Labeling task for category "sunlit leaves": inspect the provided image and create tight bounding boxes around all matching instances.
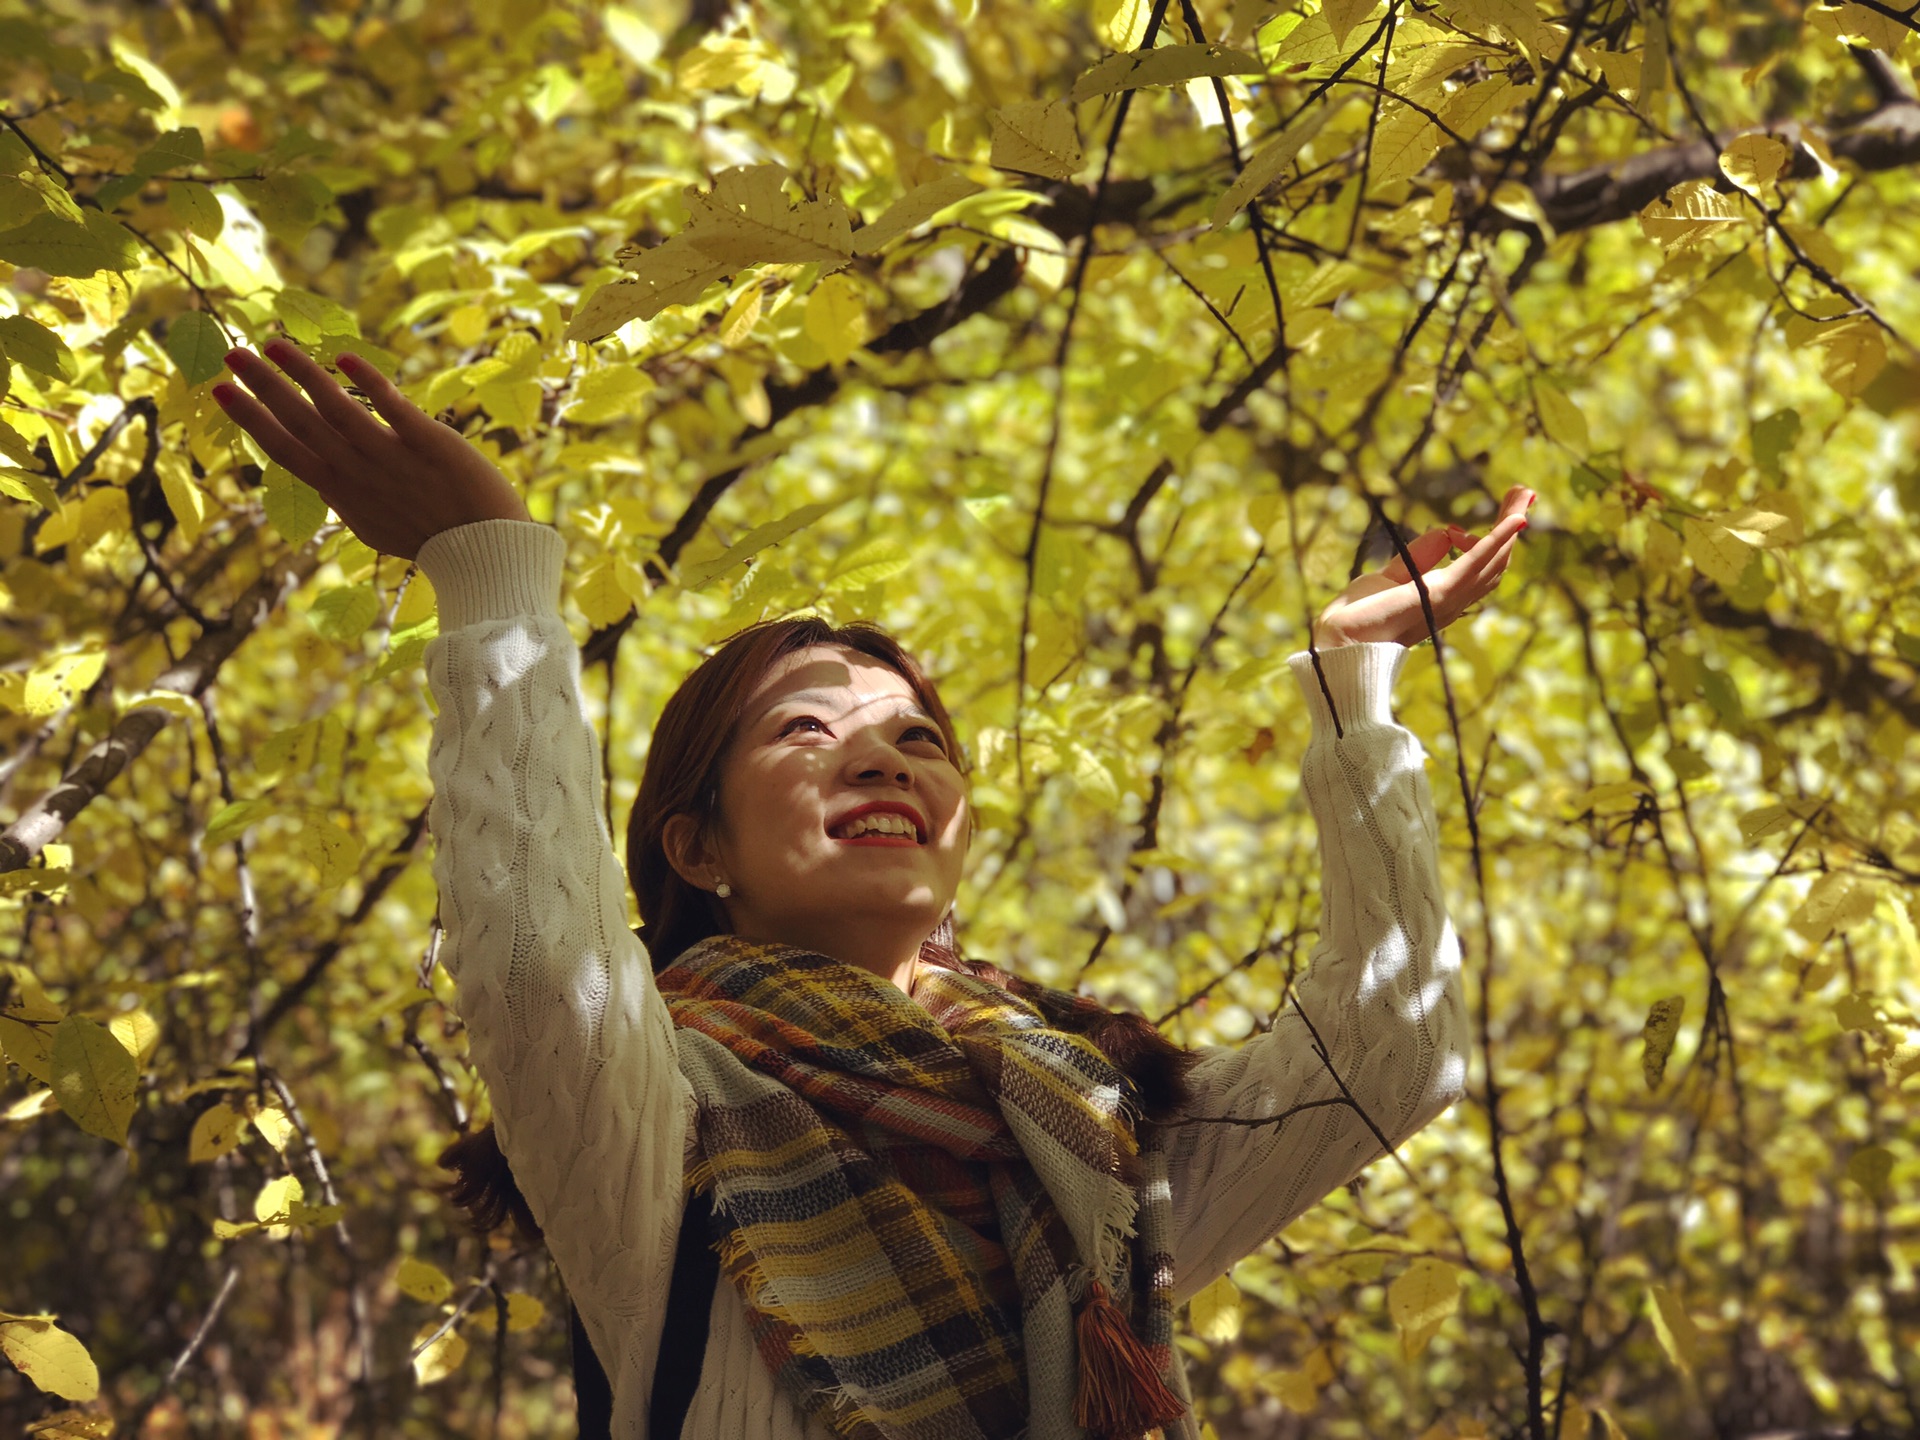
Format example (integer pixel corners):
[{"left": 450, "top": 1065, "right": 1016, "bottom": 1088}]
[
  {"left": 165, "top": 310, "right": 226, "bottom": 387},
  {"left": 262, "top": 463, "right": 328, "bottom": 546},
  {"left": 1069, "top": 44, "right": 1264, "bottom": 102},
  {"left": 1189, "top": 1272, "right": 1243, "bottom": 1342},
  {"left": 0, "top": 1315, "right": 99, "bottom": 1402},
  {"left": 1095, "top": 0, "right": 1154, "bottom": 52},
  {"left": 396, "top": 1257, "right": 455, "bottom": 1304},
  {"left": 1790, "top": 871, "right": 1878, "bottom": 943},
  {"left": 1213, "top": 104, "right": 1339, "bottom": 229},
  {"left": 1638, "top": 180, "right": 1747, "bottom": 250},
  {"left": 1718, "top": 134, "right": 1791, "bottom": 196},
  {"left": 1646, "top": 1285, "right": 1700, "bottom": 1374},
  {"left": 0, "top": 315, "right": 76, "bottom": 381},
  {"left": 1388, "top": 1258, "right": 1461, "bottom": 1360},
  {"left": 852, "top": 176, "right": 984, "bottom": 255},
  {"left": 413, "top": 1325, "right": 467, "bottom": 1386},
  {"left": 188, "top": 1100, "right": 248, "bottom": 1162},
  {"left": 49, "top": 1016, "right": 138, "bottom": 1146},
  {"left": 804, "top": 274, "right": 868, "bottom": 366},
  {"left": 988, "top": 100, "right": 1084, "bottom": 179},
  {"left": 678, "top": 500, "right": 842, "bottom": 589},
  {"left": 684, "top": 165, "right": 853, "bottom": 268}
]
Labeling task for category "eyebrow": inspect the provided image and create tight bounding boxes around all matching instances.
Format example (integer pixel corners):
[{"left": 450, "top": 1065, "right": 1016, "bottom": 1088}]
[{"left": 758, "top": 690, "right": 935, "bottom": 725}]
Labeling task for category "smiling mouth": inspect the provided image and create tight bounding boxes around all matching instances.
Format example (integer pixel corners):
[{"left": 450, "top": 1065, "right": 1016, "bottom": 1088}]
[{"left": 827, "top": 811, "right": 925, "bottom": 845}]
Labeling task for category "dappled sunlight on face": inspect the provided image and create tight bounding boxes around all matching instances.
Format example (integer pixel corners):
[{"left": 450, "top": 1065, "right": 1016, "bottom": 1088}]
[{"left": 706, "top": 646, "right": 969, "bottom": 965}]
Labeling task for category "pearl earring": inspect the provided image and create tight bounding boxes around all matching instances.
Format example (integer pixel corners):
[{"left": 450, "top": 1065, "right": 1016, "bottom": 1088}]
[{"left": 714, "top": 881, "right": 732, "bottom": 899}]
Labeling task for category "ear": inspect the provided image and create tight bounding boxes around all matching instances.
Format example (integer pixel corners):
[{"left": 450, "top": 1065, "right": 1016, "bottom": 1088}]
[{"left": 661, "top": 812, "right": 719, "bottom": 890}]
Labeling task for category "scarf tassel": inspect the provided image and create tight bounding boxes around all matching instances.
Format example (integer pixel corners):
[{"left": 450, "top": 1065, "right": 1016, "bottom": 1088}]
[{"left": 1072, "top": 1279, "right": 1189, "bottom": 1440}]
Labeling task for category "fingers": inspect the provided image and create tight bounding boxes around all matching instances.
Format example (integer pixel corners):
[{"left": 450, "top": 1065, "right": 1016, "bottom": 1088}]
[
  {"left": 1381, "top": 527, "right": 1456, "bottom": 583},
  {"left": 210, "top": 378, "right": 329, "bottom": 481},
  {"left": 222, "top": 344, "right": 365, "bottom": 476},
  {"left": 334, "top": 352, "right": 445, "bottom": 447},
  {"left": 257, "top": 342, "right": 400, "bottom": 454}
]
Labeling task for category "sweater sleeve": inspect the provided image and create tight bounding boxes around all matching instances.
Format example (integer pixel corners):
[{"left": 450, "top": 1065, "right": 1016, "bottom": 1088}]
[
  {"left": 1158, "top": 641, "right": 1468, "bottom": 1302},
  {"left": 416, "top": 518, "right": 692, "bottom": 1407}
]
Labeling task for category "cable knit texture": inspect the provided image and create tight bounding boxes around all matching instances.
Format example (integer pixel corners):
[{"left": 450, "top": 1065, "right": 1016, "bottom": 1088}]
[{"left": 416, "top": 519, "right": 1468, "bottom": 1439}]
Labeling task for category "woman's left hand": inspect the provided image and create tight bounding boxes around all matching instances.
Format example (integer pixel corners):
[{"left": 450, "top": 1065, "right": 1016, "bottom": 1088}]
[{"left": 1313, "top": 486, "right": 1535, "bottom": 649}]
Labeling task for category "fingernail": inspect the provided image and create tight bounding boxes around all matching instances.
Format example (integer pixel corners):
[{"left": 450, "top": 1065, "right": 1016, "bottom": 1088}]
[
  {"left": 1518, "top": 519, "right": 1530, "bottom": 531},
  {"left": 336, "top": 353, "right": 358, "bottom": 372},
  {"left": 212, "top": 383, "right": 234, "bottom": 406}
]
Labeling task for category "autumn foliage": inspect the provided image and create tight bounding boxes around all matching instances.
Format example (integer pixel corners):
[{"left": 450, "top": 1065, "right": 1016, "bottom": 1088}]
[{"left": 2, "top": 0, "right": 1919, "bottom": 1437}]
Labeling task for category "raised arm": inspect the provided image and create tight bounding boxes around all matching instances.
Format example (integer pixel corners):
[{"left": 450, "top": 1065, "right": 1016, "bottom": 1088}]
[
  {"left": 1160, "top": 641, "right": 1466, "bottom": 1298},
  {"left": 1157, "top": 486, "right": 1533, "bottom": 1299},
  {"left": 211, "top": 344, "right": 692, "bottom": 1411},
  {"left": 416, "top": 520, "right": 692, "bottom": 1359}
]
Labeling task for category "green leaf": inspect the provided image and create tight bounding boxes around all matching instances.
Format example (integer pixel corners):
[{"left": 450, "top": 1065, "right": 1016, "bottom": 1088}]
[
  {"left": 0, "top": 213, "right": 120, "bottom": 277},
  {"left": 50, "top": 1016, "right": 139, "bottom": 1146},
  {"left": 307, "top": 584, "right": 381, "bottom": 642},
  {"left": 274, "top": 287, "right": 362, "bottom": 345},
  {"left": 825, "top": 538, "right": 914, "bottom": 593},
  {"left": 166, "top": 180, "right": 225, "bottom": 240},
  {"left": 262, "top": 463, "right": 329, "bottom": 547},
  {"left": 133, "top": 127, "right": 205, "bottom": 179},
  {"left": 166, "top": 311, "right": 228, "bottom": 388},
  {"left": 204, "top": 797, "right": 272, "bottom": 849},
  {"left": 1387, "top": 1257, "right": 1460, "bottom": 1360}
]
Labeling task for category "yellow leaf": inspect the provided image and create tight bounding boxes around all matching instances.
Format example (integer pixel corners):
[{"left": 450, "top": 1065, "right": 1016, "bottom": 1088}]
[
  {"left": 3, "top": 1088, "right": 57, "bottom": 1122},
  {"left": 1806, "top": 2, "right": 1911, "bottom": 55},
  {"left": 1717, "top": 504, "right": 1797, "bottom": 548},
  {"left": 1682, "top": 516, "right": 1755, "bottom": 590},
  {"left": 1368, "top": 103, "right": 1445, "bottom": 192},
  {"left": 1324, "top": 0, "right": 1381, "bottom": 47},
  {"left": 1834, "top": 991, "right": 1880, "bottom": 1032},
  {"left": 1791, "top": 871, "right": 1878, "bottom": 942},
  {"left": 0, "top": 1317, "right": 99, "bottom": 1401},
  {"left": 295, "top": 819, "right": 363, "bottom": 892},
  {"left": 1718, "top": 134, "right": 1790, "bottom": 195},
  {"left": 1847, "top": 1144, "right": 1894, "bottom": 1201},
  {"left": 22, "top": 651, "right": 107, "bottom": 718},
  {"left": 1437, "top": 78, "right": 1534, "bottom": 144},
  {"left": 50, "top": 1016, "right": 138, "bottom": 1146},
  {"left": 108, "top": 1009, "right": 159, "bottom": 1068},
  {"left": 188, "top": 1101, "right": 248, "bottom": 1162},
  {"left": 1534, "top": 383, "right": 1589, "bottom": 451},
  {"left": 1070, "top": 43, "right": 1264, "bottom": 102},
  {"left": 852, "top": 176, "right": 984, "bottom": 255},
  {"left": 825, "top": 538, "right": 913, "bottom": 593},
  {"left": 1591, "top": 1403, "right": 1630, "bottom": 1440},
  {"left": 250, "top": 1102, "right": 295, "bottom": 1153},
  {"left": 397, "top": 1256, "right": 456, "bottom": 1305},
  {"left": 718, "top": 283, "right": 764, "bottom": 342},
  {"left": 683, "top": 164, "right": 853, "bottom": 269},
  {"left": 505, "top": 1293, "right": 546, "bottom": 1332},
  {"left": 803, "top": 274, "right": 867, "bottom": 367},
  {"left": 1388, "top": 1257, "right": 1461, "bottom": 1360},
  {"left": 1642, "top": 995, "right": 1684, "bottom": 1089},
  {"left": 567, "top": 237, "right": 733, "bottom": 340},
  {"left": 413, "top": 1322, "right": 468, "bottom": 1385},
  {"left": 1815, "top": 321, "right": 1887, "bottom": 399},
  {"left": 254, "top": 1174, "right": 303, "bottom": 1225},
  {"left": 989, "top": 100, "right": 1085, "bottom": 181},
  {"left": 23, "top": 1406, "right": 113, "bottom": 1438},
  {"left": 1213, "top": 102, "right": 1339, "bottom": 229},
  {"left": 1188, "top": 1272, "right": 1243, "bottom": 1342},
  {"left": 1096, "top": 0, "right": 1153, "bottom": 51},
  {"left": 1638, "top": 179, "right": 1747, "bottom": 250},
  {"left": 574, "top": 556, "right": 633, "bottom": 627},
  {"left": 1646, "top": 1283, "right": 1699, "bottom": 1374}
]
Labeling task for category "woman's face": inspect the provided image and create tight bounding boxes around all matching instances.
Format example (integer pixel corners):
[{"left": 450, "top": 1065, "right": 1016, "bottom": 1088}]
[{"left": 668, "top": 644, "right": 969, "bottom": 978}]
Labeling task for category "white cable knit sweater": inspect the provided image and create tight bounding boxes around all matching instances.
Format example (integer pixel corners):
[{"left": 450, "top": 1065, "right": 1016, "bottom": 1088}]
[{"left": 415, "top": 519, "right": 1468, "bottom": 1440}]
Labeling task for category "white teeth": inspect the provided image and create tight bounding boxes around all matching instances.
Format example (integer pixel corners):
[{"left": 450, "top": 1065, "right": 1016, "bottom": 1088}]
[{"left": 831, "top": 813, "right": 918, "bottom": 840}]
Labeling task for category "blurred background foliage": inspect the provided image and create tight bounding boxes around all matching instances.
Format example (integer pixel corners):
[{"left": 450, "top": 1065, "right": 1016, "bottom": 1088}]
[{"left": 1, "top": 0, "right": 1918, "bottom": 1435}]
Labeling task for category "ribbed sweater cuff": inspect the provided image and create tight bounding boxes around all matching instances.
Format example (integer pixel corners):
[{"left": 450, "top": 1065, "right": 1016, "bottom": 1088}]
[
  {"left": 414, "top": 520, "right": 567, "bottom": 630},
  {"left": 1286, "top": 642, "right": 1407, "bottom": 739}
]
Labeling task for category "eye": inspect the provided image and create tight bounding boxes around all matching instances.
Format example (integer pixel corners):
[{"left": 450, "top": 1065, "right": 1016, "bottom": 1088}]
[
  {"left": 780, "top": 715, "right": 831, "bottom": 737},
  {"left": 902, "top": 724, "right": 946, "bottom": 752}
]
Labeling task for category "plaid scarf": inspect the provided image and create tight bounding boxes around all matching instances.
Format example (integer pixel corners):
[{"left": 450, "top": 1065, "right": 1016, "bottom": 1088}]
[{"left": 656, "top": 935, "right": 1196, "bottom": 1440}]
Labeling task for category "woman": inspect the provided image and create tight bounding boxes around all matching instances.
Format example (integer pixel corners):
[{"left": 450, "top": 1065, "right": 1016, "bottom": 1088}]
[{"left": 212, "top": 340, "right": 1532, "bottom": 1438}]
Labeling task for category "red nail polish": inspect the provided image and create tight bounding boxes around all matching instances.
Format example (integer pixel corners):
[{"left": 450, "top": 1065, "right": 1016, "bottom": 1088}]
[
  {"left": 1518, "top": 518, "right": 1530, "bottom": 531},
  {"left": 212, "top": 383, "right": 234, "bottom": 405}
]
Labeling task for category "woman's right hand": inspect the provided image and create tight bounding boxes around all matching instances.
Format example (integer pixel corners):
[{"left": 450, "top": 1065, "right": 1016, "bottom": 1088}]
[{"left": 213, "top": 340, "right": 534, "bottom": 561}]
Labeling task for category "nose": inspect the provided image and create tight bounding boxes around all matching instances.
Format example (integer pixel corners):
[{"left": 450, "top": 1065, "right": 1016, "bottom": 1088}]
[{"left": 845, "top": 731, "right": 912, "bottom": 786}]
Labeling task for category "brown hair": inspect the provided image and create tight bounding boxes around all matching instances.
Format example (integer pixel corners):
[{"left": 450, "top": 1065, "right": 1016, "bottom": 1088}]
[{"left": 439, "top": 617, "right": 1192, "bottom": 1242}]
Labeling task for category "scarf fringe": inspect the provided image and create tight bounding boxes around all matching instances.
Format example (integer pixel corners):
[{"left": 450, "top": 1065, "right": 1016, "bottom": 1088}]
[{"left": 1074, "top": 1280, "right": 1190, "bottom": 1440}]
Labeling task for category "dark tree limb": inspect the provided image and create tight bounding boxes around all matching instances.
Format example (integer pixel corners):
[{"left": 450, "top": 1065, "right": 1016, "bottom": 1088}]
[{"left": 1691, "top": 583, "right": 1920, "bottom": 727}]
